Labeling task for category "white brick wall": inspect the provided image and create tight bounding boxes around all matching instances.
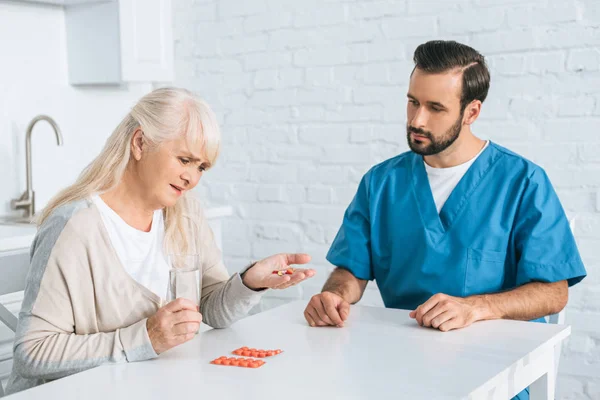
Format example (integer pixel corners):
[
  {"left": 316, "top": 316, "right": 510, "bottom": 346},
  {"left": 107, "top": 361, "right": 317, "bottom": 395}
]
[{"left": 173, "top": 1, "right": 600, "bottom": 398}]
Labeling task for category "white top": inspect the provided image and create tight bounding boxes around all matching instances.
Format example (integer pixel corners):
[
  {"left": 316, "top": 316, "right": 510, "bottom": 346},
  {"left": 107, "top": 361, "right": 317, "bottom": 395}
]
[
  {"left": 5, "top": 301, "right": 570, "bottom": 400},
  {"left": 91, "top": 195, "right": 169, "bottom": 298},
  {"left": 424, "top": 140, "right": 489, "bottom": 213}
]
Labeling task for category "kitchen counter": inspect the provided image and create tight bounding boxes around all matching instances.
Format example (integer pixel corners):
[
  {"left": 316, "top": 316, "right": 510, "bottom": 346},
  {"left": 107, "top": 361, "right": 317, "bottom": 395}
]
[
  {"left": 0, "top": 205, "right": 233, "bottom": 253},
  {"left": 0, "top": 224, "right": 36, "bottom": 253}
]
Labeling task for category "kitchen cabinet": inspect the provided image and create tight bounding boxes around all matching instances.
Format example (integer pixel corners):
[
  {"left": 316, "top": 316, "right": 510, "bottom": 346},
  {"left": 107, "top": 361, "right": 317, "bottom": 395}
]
[
  {"left": 65, "top": 0, "right": 174, "bottom": 85},
  {"left": 18, "top": 0, "right": 111, "bottom": 5},
  {"left": 15, "top": 0, "right": 175, "bottom": 85}
]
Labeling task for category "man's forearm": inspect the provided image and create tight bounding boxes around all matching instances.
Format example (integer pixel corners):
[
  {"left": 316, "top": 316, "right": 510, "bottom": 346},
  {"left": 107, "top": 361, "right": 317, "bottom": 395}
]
[
  {"left": 471, "top": 280, "right": 569, "bottom": 322},
  {"left": 322, "top": 268, "right": 367, "bottom": 304}
]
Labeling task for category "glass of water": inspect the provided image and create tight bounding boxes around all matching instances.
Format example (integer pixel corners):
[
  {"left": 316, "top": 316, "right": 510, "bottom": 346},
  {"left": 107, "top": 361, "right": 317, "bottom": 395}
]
[{"left": 166, "top": 254, "right": 202, "bottom": 309}]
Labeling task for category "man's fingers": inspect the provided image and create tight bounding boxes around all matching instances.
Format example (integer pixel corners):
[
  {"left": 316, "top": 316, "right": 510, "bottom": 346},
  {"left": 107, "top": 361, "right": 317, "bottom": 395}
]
[
  {"left": 338, "top": 301, "right": 350, "bottom": 322},
  {"left": 313, "top": 301, "right": 335, "bottom": 325},
  {"left": 321, "top": 297, "right": 344, "bottom": 326},
  {"left": 438, "top": 318, "right": 460, "bottom": 332},
  {"left": 415, "top": 294, "right": 444, "bottom": 325},
  {"left": 421, "top": 303, "right": 448, "bottom": 327},
  {"left": 430, "top": 310, "right": 453, "bottom": 329},
  {"left": 305, "top": 307, "right": 326, "bottom": 327},
  {"left": 304, "top": 308, "right": 317, "bottom": 327},
  {"left": 309, "top": 295, "right": 334, "bottom": 325}
]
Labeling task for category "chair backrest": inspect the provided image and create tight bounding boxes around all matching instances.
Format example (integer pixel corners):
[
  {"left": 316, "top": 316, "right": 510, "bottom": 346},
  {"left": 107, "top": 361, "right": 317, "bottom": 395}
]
[
  {"left": 0, "top": 247, "right": 30, "bottom": 333},
  {"left": 544, "top": 214, "right": 576, "bottom": 398}
]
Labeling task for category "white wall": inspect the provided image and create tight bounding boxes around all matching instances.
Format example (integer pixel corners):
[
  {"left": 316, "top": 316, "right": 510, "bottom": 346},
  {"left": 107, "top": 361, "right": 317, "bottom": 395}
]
[
  {"left": 173, "top": 0, "right": 600, "bottom": 398},
  {"left": 0, "top": 2, "right": 152, "bottom": 217}
]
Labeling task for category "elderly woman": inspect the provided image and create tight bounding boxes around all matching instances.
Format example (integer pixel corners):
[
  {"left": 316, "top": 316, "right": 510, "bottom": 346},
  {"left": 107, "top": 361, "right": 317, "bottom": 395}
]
[{"left": 5, "top": 87, "right": 315, "bottom": 395}]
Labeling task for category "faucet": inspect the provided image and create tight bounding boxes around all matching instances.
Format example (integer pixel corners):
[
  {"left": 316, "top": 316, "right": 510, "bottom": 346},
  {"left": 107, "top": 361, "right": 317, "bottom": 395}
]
[{"left": 11, "top": 115, "right": 64, "bottom": 219}]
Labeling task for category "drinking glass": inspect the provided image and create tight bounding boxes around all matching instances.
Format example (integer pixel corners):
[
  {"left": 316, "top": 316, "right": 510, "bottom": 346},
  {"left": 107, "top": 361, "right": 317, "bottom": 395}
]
[{"left": 166, "top": 254, "right": 202, "bottom": 308}]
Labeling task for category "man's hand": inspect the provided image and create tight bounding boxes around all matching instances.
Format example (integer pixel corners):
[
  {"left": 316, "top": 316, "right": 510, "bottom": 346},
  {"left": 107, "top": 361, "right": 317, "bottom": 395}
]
[
  {"left": 304, "top": 291, "right": 350, "bottom": 328},
  {"left": 409, "top": 293, "right": 486, "bottom": 332}
]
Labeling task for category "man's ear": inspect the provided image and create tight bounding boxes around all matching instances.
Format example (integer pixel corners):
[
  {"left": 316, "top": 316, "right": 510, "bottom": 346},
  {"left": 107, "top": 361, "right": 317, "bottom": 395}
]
[
  {"left": 463, "top": 100, "right": 482, "bottom": 126},
  {"left": 131, "top": 128, "right": 144, "bottom": 161}
]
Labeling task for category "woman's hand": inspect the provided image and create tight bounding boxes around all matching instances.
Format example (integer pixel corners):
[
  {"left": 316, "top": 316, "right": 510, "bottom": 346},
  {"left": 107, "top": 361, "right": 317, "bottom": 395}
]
[
  {"left": 241, "top": 253, "right": 315, "bottom": 291},
  {"left": 146, "top": 298, "right": 202, "bottom": 354}
]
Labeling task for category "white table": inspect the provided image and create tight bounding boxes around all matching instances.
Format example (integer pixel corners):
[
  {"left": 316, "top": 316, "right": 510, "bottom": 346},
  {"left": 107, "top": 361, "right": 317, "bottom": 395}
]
[{"left": 6, "top": 301, "right": 568, "bottom": 400}]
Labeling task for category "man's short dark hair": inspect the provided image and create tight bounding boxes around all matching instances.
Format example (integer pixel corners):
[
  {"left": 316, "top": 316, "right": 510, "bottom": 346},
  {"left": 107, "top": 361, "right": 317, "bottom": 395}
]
[{"left": 412, "top": 40, "right": 490, "bottom": 111}]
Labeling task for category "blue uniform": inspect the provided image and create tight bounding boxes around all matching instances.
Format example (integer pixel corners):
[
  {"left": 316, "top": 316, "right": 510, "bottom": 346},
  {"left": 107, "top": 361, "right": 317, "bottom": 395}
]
[{"left": 327, "top": 142, "right": 586, "bottom": 400}]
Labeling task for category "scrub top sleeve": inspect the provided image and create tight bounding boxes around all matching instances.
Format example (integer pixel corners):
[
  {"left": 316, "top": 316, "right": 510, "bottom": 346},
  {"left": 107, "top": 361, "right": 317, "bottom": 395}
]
[
  {"left": 513, "top": 168, "right": 587, "bottom": 287},
  {"left": 326, "top": 172, "right": 374, "bottom": 281}
]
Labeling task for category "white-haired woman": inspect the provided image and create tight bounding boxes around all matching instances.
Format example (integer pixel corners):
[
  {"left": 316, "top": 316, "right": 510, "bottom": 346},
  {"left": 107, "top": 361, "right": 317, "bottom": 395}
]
[{"left": 5, "top": 87, "right": 315, "bottom": 395}]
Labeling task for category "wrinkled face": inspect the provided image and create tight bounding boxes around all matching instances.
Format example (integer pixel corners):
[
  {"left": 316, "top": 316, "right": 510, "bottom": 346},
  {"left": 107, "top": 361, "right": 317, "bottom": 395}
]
[
  {"left": 406, "top": 68, "right": 465, "bottom": 156},
  {"left": 136, "top": 134, "right": 209, "bottom": 209}
]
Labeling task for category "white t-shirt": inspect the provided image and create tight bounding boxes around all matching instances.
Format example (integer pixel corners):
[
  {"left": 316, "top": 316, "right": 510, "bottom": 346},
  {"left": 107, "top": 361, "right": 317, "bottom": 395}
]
[
  {"left": 91, "top": 195, "right": 170, "bottom": 298},
  {"left": 424, "top": 141, "right": 490, "bottom": 214}
]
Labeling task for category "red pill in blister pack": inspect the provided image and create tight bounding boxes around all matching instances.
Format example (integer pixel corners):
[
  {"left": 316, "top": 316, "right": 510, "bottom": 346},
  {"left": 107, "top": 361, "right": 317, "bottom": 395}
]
[
  {"left": 232, "top": 346, "right": 283, "bottom": 358},
  {"left": 210, "top": 356, "right": 265, "bottom": 368}
]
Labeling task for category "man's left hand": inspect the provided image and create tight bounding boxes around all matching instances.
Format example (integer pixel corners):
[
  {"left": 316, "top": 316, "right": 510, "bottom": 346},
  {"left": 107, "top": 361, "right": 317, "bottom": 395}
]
[{"left": 409, "top": 293, "right": 487, "bottom": 332}]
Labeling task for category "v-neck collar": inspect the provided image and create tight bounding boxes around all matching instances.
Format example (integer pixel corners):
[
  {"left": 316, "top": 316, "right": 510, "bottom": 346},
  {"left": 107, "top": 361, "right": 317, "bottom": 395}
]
[{"left": 410, "top": 141, "right": 502, "bottom": 243}]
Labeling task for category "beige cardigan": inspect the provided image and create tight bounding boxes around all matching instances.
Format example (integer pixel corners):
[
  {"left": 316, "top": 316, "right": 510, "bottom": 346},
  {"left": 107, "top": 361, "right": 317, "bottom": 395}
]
[{"left": 6, "top": 198, "right": 263, "bottom": 395}]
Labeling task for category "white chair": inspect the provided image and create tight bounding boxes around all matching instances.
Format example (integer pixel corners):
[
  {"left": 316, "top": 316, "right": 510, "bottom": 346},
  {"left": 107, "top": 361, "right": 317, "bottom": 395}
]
[
  {"left": 0, "top": 296, "right": 15, "bottom": 395},
  {"left": 0, "top": 248, "right": 30, "bottom": 398},
  {"left": 0, "top": 292, "right": 20, "bottom": 398},
  {"left": 543, "top": 215, "right": 575, "bottom": 399},
  {"left": 0, "top": 250, "right": 27, "bottom": 332},
  {"left": 545, "top": 309, "right": 565, "bottom": 399}
]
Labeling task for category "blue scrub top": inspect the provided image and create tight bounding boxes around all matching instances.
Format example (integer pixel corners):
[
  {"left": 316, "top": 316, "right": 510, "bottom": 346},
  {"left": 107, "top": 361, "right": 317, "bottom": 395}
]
[
  {"left": 327, "top": 143, "right": 586, "bottom": 400},
  {"left": 327, "top": 141, "right": 587, "bottom": 310}
]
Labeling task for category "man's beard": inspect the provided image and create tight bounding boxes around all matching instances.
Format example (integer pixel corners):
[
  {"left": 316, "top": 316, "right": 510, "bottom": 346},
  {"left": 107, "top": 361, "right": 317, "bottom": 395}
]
[{"left": 406, "top": 113, "right": 463, "bottom": 156}]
